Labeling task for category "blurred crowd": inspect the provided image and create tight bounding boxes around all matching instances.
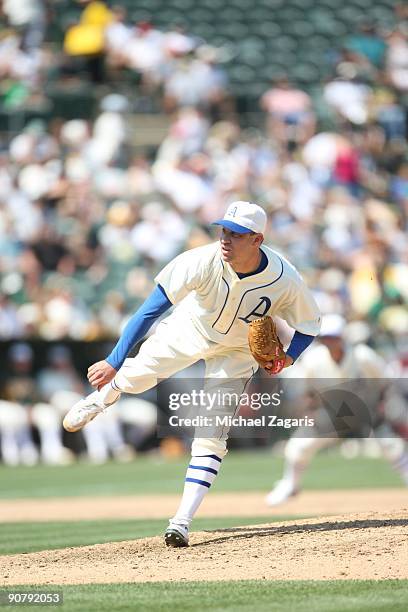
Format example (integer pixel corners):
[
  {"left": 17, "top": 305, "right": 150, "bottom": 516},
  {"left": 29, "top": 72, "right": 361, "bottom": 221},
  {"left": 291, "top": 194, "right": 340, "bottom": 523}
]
[
  {"left": 0, "top": 340, "right": 160, "bottom": 465},
  {"left": 0, "top": 1, "right": 407, "bottom": 464},
  {"left": 0, "top": 0, "right": 230, "bottom": 116}
]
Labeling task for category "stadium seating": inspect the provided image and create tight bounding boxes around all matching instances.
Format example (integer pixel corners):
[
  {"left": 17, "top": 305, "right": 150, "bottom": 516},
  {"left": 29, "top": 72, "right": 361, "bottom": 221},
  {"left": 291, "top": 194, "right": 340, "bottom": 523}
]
[{"left": 48, "top": 0, "right": 398, "bottom": 105}]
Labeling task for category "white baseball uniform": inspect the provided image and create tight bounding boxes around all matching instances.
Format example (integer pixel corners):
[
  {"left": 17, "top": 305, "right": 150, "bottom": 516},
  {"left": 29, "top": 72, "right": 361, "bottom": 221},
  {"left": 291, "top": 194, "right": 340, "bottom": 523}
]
[
  {"left": 65, "top": 201, "right": 322, "bottom": 536},
  {"left": 298, "top": 342, "right": 385, "bottom": 379},
  {"left": 102, "top": 241, "right": 320, "bottom": 411},
  {"left": 267, "top": 341, "right": 408, "bottom": 505}
]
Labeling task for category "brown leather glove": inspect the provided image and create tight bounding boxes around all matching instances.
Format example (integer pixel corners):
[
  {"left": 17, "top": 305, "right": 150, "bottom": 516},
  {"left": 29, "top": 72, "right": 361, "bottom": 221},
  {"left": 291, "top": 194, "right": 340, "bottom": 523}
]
[{"left": 248, "top": 316, "right": 286, "bottom": 374}]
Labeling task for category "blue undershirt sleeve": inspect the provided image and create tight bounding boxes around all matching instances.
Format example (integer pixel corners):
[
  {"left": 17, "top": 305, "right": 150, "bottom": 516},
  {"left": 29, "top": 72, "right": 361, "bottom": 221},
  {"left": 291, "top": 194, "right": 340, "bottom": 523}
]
[
  {"left": 106, "top": 284, "right": 172, "bottom": 371},
  {"left": 286, "top": 331, "right": 316, "bottom": 362}
]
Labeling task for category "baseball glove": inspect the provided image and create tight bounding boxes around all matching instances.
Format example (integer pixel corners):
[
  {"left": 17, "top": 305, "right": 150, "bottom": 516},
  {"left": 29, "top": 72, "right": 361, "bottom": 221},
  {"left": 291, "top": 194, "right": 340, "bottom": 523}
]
[{"left": 248, "top": 316, "right": 286, "bottom": 374}]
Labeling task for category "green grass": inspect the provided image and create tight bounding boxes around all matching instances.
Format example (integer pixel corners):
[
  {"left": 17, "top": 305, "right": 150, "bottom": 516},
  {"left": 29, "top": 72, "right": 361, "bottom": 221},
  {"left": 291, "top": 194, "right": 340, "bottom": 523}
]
[
  {"left": 0, "top": 450, "right": 403, "bottom": 499},
  {"left": 0, "top": 516, "right": 301, "bottom": 555},
  {"left": 1, "top": 581, "right": 407, "bottom": 611}
]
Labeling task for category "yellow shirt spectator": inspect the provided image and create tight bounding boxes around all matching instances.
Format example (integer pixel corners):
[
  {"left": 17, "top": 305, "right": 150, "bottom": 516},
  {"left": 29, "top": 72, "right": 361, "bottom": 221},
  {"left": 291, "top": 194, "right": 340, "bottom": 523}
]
[{"left": 64, "top": 1, "right": 113, "bottom": 56}]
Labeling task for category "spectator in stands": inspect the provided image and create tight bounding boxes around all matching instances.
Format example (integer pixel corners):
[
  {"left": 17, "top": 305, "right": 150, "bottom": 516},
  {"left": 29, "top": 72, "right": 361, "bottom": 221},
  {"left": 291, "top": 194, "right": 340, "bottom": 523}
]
[
  {"left": 0, "top": 343, "right": 39, "bottom": 465},
  {"left": 37, "top": 345, "right": 83, "bottom": 400},
  {"left": 332, "top": 140, "right": 361, "bottom": 197},
  {"left": 390, "top": 160, "right": 408, "bottom": 214},
  {"left": 63, "top": 0, "right": 114, "bottom": 82},
  {"left": 323, "top": 62, "right": 372, "bottom": 125},
  {"left": 372, "top": 88, "right": 406, "bottom": 142},
  {"left": 2, "top": 0, "right": 47, "bottom": 52},
  {"left": 260, "top": 76, "right": 315, "bottom": 148},
  {"left": 344, "top": 22, "right": 387, "bottom": 69},
  {"left": 386, "top": 27, "right": 408, "bottom": 93},
  {"left": 125, "top": 20, "right": 166, "bottom": 88},
  {"left": 104, "top": 5, "right": 132, "bottom": 70},
  {"left": 0, "top": 296, "right": 24, "bottom": 339},
  {"left": 163, "top": 49, "right": 228, "bottom": 115}
]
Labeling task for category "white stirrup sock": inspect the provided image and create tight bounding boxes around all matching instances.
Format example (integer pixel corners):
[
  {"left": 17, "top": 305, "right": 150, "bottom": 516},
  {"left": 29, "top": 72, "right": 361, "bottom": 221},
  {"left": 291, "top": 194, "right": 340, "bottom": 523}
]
[{"left": 171, "top": 454, "right": 222, "bottom": 527}]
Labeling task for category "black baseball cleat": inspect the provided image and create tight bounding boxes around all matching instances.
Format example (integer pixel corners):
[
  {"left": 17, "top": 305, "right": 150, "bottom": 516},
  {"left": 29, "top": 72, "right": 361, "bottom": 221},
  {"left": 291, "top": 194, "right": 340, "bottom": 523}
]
[{"left": 164, "top": 524, "right": 189, "bottom": 547}]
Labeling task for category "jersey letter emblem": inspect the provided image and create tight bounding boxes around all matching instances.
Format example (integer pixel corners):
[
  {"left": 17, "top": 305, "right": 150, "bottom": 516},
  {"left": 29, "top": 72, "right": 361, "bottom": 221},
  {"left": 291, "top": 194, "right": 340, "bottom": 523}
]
[{"left": 239, "top": 297, "right": 272, "bottom": 323}]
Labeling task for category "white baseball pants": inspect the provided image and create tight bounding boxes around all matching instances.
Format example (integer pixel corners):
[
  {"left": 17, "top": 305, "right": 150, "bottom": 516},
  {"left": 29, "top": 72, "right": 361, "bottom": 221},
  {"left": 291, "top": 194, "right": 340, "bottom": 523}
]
[{"left": 99, "top": 310, "right": 258, "bottom": 457}]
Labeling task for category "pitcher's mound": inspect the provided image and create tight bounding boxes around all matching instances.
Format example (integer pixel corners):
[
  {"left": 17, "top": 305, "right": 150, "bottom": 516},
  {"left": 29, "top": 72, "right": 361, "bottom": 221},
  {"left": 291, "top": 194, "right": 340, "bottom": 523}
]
[{"left": 1, "top": 511, "right": 407, "bottom": 585}]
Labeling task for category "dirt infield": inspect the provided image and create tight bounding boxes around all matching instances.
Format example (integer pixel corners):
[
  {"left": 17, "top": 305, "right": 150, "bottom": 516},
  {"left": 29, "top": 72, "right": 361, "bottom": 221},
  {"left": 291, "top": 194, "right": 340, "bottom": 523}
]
[
  {"left": 1, "top": 511, "right": 407, "bottom": 584},
  {"left": 1, "top": 489, "right": 408, "bottom": 522}
]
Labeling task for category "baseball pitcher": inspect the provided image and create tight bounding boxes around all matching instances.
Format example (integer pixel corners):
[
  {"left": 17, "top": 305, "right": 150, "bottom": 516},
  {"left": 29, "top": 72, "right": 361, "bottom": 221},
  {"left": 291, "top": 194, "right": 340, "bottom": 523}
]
[{"left": 63, "top": 201, "right": 321, "bottom": 546}]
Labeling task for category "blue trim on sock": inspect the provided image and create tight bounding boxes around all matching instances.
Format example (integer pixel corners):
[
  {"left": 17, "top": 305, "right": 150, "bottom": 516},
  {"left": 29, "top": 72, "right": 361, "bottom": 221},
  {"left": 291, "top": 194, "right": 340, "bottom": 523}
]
[
  {"left": 197, "top": 454, "right": 222, "bottom": 463},
  {"left": 185, "top": 477, "right": 211, "bottom": 488},
  {"left": 188, "top": 465, "right": 218, "bottom": 475}
]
